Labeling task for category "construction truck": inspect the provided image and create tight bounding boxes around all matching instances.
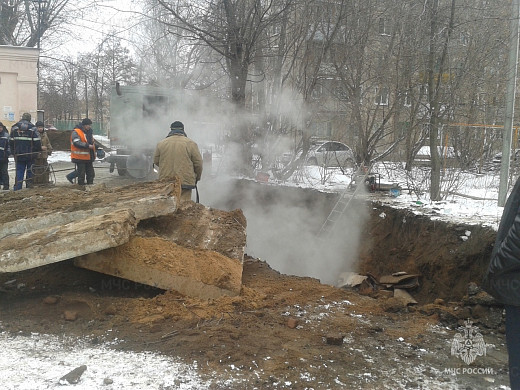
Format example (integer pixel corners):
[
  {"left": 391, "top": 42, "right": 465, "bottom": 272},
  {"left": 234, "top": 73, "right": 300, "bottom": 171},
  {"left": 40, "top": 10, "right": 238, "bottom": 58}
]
[
  {"left": 106, "top": 83, "right": 181, "bottom": 179},
  {"left": 106, "top": 83, "right": 219, "bottom": 179}
]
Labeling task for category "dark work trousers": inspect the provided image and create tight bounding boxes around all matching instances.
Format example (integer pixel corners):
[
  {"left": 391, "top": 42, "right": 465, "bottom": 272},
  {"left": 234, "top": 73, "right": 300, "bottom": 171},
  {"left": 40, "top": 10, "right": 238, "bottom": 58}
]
[
  {"left": 14, "top": 160, "right": 33, "bottom": 190},
  {"left": 0, "top": 160, "right": 8, "bottom": 189},
  {"left": 76, "top": 161, "right": 95, "bottom": 185},
  {"left": 66, "top": 167, "right": 78, "bottom": 183},
  {"left": 506, "top": 305, "right": 520, "bottom": 390}
]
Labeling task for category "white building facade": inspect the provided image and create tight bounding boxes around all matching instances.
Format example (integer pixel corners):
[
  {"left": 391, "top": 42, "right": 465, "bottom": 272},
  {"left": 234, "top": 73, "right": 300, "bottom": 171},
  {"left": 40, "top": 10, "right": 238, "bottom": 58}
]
[{"left": 0, "top": 45, "right": 39, "bottom": 128}]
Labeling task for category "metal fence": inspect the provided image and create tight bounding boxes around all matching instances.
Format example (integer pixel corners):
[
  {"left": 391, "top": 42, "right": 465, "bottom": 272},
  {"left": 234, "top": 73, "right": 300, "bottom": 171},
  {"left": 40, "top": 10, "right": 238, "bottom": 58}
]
[{"left": 54, "top": 120, "right": 105, "bottom": 135}]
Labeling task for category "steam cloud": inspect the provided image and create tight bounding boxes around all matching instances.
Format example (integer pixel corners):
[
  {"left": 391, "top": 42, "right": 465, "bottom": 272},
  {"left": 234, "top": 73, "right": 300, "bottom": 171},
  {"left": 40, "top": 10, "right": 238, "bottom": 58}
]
[
  {"left": 199, "top": 174, "right": 369, "bottom": 285},
  {"left": 121, "top": 85, "right": 368, "bottom": 284}
]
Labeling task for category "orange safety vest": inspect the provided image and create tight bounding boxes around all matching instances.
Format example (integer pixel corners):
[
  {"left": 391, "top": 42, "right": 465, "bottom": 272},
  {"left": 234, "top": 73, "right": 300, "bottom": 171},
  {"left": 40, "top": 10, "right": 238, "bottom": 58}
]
[{"left": 70, "top": 128, "right": 95, "bottom": 161}]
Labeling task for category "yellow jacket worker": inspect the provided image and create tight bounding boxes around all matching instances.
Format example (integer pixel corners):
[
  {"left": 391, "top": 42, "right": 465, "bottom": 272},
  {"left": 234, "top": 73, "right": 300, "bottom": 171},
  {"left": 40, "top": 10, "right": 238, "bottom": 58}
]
[{"left": 153, "top": 121, "right": 203, "bottom": 202}]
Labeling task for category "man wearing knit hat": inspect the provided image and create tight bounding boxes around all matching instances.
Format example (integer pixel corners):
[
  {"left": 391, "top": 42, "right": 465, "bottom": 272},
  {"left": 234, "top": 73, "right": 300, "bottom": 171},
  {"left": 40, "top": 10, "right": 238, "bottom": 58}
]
[
  {"left": 10, "top": 112, "right": 41, "bottom": 190},
  {"left": 153, "top": 121, "right": 203, "bottom": 202},
  {"left": 69, "top": 118, "right": 96, "bottom": 185}
]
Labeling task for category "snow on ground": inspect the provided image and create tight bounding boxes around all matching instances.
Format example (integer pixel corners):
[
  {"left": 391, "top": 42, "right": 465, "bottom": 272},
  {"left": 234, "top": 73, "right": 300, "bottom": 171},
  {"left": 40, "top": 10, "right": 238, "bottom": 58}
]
[
  {"left": 0, "top": 330, "right": 210, "bottom": 390},
  {"left": 47, "top": 151, "right": 71, "bottom": 164},
  {"left": 260, "top": 161, "right": 506, "bottom": 230}
]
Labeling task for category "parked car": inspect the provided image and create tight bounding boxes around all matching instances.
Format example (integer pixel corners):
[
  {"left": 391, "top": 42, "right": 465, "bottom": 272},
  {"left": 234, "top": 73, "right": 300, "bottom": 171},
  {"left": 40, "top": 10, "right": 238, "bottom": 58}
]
[
  {"left": 414, "top": 146, "right": 459, "bottom": 166},
  {"left": 492, "top": 149, "right": 520, "bottom": 164},
  {"left": 306, "top": 141, "right": 356, "bottom": 168}
]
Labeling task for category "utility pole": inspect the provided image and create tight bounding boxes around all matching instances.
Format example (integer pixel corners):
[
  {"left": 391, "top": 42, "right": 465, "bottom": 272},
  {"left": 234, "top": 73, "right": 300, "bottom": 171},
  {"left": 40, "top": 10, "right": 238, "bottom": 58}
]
[{"left": 499, "top": 0, "right": 520, "bottom": 206}]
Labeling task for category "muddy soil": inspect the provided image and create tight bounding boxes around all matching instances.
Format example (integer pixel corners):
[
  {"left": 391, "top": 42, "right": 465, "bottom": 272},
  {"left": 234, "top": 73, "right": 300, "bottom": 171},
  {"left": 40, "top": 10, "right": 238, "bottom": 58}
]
[
  {"left": 0, "top": 255, "right": 509, "bottom": 389},
  {"left": 0, "top": 133, "right": 511, "bottom": 388},
  {"left": 0, "top": 189, "right": 510, "bottom": 389}
]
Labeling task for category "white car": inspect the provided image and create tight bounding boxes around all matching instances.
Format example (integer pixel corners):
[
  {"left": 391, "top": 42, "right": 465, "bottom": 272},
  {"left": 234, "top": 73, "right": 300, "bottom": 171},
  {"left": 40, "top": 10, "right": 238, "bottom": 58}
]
[
  {"left": 492, "top": 149, "right": 520, "bottom": 164},
  {"left": 307, "top": 141, "right": 356, "bottom": 168}
]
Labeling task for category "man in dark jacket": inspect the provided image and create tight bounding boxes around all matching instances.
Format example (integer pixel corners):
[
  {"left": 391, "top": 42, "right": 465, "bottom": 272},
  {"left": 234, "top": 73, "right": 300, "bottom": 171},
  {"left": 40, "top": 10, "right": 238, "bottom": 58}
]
[
  {"left": 10, "top": 113, "right": 41, "bottom": 190},
  {"left": 0, "top": 122, "right": 10, "bottom": 190},
  {"left": 483, "top": 177, "right": 520, "bottom": 390},
  {"left": 70, "top": 118, "right": 96, "bottom": 185}
]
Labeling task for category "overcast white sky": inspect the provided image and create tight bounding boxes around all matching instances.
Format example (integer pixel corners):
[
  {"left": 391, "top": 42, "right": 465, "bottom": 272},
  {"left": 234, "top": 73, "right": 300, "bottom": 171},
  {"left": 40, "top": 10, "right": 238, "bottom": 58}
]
[{"left": 50, "top": 0, "right": 141, "bottom": 58}]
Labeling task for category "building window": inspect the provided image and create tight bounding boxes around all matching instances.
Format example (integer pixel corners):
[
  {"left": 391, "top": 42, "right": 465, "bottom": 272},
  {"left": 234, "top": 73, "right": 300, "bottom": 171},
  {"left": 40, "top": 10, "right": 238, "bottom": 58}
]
[
  {"left": 312, "top": 84, "right": 323, "bottom": 99},
  {"left": 404, "top": 92, "right": 411, "bottom": 107},
  {"left": 419, "top": 85, "right": 428, "bottom": 99},
  {"left": 314, "top": 121, "right": 332, "bottom": 137},
  {"left": 460, "top": 32, "right": 469, "bottom": 46},
  {"left": 375, "top": 87, "right": 389, "bottom": 106},
  {"left": 334, "top": 85, "right": 348, "bottom": 101},
  {"left": 379, "top": 18, "right": 390, "bottom": 36}
]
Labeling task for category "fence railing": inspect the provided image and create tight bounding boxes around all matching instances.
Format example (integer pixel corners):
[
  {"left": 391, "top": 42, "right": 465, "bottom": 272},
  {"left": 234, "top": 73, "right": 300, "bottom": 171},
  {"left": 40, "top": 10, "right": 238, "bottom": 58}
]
[{"left": 54, "top": 120, "right": 105, "bottom": 135}]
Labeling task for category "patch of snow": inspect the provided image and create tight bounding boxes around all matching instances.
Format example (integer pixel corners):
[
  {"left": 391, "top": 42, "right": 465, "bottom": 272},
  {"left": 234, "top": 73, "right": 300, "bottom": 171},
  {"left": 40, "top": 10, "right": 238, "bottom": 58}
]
[{"left": 0, "top": 332, "right": 212, "bottom": 390}]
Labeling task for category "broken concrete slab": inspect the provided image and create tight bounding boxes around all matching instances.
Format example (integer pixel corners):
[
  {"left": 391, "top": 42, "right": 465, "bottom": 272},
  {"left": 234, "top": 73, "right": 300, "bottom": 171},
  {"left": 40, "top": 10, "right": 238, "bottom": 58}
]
[
  {"left": 75, "top": 236, "right": 243, "bottom": 299},
  {"left": 0, "top": 179, "right": 246, "bottom": 299},
  {"left": 0, "top": 181, "right": 180, "bottom": 225},
  {"left": 138, "top": 202, "right": 247, "bottom": 262},
  {"left": 0, "top": 194, "right": 178, "bottom": 240},
  {"left": 0, "top": 181, "right": 180, "bottom": 273},
  {"left": 0, "top": 182, "right": 179, "bottom": 240},
  {"left": 0, "top": 209, "right": 137, "bottom": 273},
  {"left": 336, "top": 272, "right": 368, "bottom": 289}
]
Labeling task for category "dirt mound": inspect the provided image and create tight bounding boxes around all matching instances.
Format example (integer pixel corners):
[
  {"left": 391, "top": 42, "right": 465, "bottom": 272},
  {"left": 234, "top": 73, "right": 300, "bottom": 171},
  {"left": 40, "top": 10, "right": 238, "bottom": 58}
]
[
  {"left": 0, "top": 256, "right": 509, "bottom": 388},
  {"left": 46, "top": 130, "right": 72, "bottom": 151},
  {"left": 139, "top": 202, "right": 247, "bottom": 261},
  {"left": 358, "top": 203, "right": 496, "bottom": 303},
  {"left": 46, "top": 130, "right": 106, "bottom": 151}
]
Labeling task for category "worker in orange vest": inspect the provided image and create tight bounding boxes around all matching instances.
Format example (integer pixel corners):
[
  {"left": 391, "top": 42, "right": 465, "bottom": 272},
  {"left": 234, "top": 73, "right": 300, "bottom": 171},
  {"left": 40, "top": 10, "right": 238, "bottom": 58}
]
[{"left": 70, "top": 118, "right": 96, "bottom": 185}]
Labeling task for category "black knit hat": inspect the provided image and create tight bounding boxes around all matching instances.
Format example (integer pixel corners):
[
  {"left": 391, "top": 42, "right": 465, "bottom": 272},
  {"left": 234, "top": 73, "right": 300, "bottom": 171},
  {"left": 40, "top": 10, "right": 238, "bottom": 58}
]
[
  {"left": 82, "top": 118, "right": 92, "bottom": 125},
  {"left": 170, "top": 121, "right": 184, "bottom": 130},
  {"left": 35, "top": 121, "right": 44, "bottom": 127}
]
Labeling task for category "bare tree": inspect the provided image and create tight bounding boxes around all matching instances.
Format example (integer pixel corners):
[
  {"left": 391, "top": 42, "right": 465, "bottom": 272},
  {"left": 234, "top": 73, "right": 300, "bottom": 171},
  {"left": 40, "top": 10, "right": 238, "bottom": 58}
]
[
  {"left": 133, "top": 1, "right": 225, "bottom": 92},
  {"left": 83, "top": 35, "right": 139, "bottom": 122},
  {"left": 153, "top": 0, "right": 291, "bottom": 108},
  {"left": 0, "top": 0, "right": 77, "bottom": 47}
]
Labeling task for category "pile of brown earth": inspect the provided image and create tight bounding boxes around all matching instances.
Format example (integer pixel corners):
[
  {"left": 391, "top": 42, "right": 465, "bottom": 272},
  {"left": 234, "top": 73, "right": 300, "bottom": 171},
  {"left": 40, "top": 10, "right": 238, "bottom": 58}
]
[{"left": 0, "top": 252, "right": 510, "bottom": 389}]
